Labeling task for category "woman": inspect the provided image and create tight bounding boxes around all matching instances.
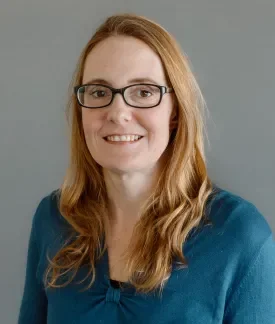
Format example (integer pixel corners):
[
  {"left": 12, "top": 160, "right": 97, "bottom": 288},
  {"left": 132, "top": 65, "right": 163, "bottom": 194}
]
[{"left": 18, "top": 13, "right": 275, "bottom": 324}]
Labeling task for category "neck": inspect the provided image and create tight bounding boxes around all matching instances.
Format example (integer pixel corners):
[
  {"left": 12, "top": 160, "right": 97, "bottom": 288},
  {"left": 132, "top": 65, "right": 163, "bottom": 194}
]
[{"left": 103, "top": 166, "right": 160, "bottom": 230}]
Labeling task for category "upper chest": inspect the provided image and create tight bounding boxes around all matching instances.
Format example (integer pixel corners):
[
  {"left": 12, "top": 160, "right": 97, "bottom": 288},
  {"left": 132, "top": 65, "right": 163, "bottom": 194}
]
[{"left": 105, "top": 226, "right": 134, "bottom": 282}]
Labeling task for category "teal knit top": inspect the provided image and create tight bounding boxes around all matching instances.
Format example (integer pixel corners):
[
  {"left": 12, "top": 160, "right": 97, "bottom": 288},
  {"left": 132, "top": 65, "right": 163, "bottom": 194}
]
[{"left": 18, "top": 186, "right": 275, "bottom": 323}]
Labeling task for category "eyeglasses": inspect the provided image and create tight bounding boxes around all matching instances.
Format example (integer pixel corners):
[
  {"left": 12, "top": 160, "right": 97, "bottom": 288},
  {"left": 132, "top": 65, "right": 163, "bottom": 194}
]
[{"left": 74, "top": 83, "right": 174, "bottom": 109}]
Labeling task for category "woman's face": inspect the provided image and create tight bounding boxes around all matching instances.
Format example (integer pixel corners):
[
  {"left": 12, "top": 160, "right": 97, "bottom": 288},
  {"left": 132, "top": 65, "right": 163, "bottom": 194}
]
[{"left": 81, "top": 35, "right": 175, "bottom": 174}]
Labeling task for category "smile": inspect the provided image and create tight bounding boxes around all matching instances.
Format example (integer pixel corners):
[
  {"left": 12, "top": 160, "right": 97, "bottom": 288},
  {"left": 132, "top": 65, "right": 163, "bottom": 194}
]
[
  {"left": 103, "top": 135, "right": 143, "bottom": 142},
  {"left": 103, "top": 136, "right": 144, "bottom": 144}
]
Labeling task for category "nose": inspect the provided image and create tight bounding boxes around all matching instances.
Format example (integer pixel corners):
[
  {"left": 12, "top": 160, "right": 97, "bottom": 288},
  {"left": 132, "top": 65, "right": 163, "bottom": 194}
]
[{"left": 106, "top": 92, "right": 132, "bottom": 124}]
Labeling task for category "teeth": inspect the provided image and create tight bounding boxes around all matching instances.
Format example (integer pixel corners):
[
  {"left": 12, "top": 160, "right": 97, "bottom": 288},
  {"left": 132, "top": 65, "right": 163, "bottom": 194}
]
[{"left": 106, "top": 135, "right": 142, "bottom": 142}]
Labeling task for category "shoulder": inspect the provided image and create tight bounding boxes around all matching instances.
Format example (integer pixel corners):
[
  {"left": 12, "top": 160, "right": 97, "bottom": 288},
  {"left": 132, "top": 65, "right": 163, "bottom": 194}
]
[
  {"left": 206, "top": 185, "right": 273, "bottom": 245},
  {"left": 199, "top": 185, "right": 274, "bottom": 283},
  {"left": 31, "top": 189, "right": 70, "bottom": 250},
  {"left": 32, "top": 189, "right": 62, "bottom": 228},
  {"left": 208, "top": 187, "right": 275, "bottom": 320}
]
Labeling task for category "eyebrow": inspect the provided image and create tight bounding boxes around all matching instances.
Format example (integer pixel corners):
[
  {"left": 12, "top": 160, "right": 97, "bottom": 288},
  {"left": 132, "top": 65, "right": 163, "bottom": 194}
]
[{"left": 82, "top": 77, "right": 160, "bottom": 86}]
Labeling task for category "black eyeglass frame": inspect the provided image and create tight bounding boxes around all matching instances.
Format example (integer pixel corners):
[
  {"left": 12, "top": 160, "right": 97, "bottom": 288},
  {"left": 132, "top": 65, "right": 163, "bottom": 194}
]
[{"left": 74, "top": 83, "right": 174, "bottom": 109}]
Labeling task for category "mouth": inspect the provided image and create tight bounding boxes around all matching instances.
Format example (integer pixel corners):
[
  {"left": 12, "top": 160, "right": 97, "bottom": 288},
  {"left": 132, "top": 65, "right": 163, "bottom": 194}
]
[{"left": 103, "top": 136, "right": 144, "bottom": 144}]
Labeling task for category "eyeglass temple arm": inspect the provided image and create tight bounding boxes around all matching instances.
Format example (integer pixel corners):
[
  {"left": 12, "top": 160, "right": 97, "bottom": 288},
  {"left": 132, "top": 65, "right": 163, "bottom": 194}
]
[{"left": 166, "top": 87, "right": 174, "bottom": 93}]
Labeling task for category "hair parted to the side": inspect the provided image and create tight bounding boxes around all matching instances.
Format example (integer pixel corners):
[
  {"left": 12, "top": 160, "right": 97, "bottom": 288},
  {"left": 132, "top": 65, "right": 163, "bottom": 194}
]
[{"left": 44, "top": 12, "right": 218, "bottom": 295}]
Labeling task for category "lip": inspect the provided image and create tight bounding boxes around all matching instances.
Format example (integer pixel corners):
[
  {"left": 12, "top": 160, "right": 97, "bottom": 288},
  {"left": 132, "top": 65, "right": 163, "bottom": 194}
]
[
  {"left": 103, "top": 134, "right": 144, "bottom": 138},
  {"left": 103, "top": 136, "right": 144, "bottom": 145}
]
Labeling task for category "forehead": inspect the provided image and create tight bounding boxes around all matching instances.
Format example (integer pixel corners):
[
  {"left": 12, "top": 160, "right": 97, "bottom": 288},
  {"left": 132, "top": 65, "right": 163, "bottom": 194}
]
[{"left": 82, "top": 36, "right": 167, "bottom": 86}]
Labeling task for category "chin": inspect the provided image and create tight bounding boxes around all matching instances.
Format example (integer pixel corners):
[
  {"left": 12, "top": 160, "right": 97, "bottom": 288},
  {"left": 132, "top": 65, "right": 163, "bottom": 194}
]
[{"left": 103, "top": 163, "right": 143, "bottom": 173}]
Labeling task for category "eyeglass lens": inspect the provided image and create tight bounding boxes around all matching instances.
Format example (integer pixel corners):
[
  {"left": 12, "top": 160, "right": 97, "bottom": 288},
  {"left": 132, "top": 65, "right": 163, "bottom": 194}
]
[{"left": 77, "top": 84, "right": 161, "bottom": 108}]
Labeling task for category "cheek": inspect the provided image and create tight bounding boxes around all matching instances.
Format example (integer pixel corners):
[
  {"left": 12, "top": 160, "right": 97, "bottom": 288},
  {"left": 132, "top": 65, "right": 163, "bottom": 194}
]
[
  {"left": 144, "top": 108, "right": 172, "bottom": 138},
  {"left": 81, "top": 111, "right": 101, "bottom": 139},
  {"left": 82, "top": 121, "right": 93, "bottom": 141}
]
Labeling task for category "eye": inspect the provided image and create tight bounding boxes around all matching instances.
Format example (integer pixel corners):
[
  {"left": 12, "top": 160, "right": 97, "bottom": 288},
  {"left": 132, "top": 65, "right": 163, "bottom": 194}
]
[
  {"left": 138, "top": 90, "right": 152, "bottom": 97},
  {"left": 90, "top": 90, "right": 106, "bottom": 98}
]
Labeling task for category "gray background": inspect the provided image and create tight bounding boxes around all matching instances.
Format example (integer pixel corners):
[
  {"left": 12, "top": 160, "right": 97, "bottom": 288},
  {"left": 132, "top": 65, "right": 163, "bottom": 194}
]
[{"left": 0, "top": 0, "right": 274, "bottom": 322}]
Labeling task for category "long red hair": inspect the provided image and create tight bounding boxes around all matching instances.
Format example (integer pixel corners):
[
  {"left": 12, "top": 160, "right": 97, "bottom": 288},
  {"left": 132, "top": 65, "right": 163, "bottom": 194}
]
[{"left": 44, "top": 13, "right": 216, "bottom": 294}]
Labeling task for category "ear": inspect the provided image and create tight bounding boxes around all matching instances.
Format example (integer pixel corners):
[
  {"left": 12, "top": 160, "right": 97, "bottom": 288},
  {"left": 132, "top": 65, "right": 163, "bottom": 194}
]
[{"left": 169, "top": 106, "right": 178, "bottom": 130}]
